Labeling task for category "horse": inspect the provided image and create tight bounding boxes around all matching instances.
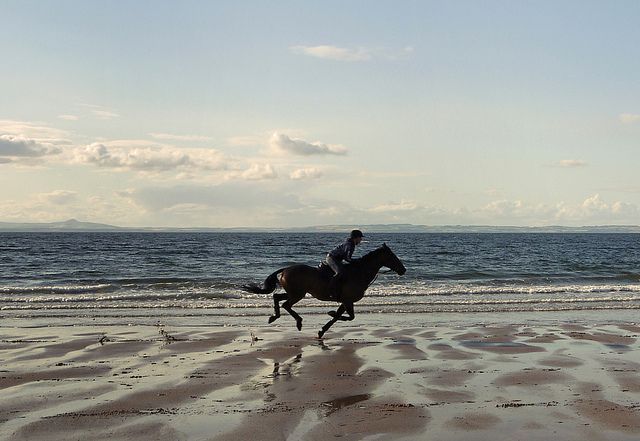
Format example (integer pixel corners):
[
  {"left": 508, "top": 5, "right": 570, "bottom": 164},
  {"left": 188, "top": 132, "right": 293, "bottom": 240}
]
[{"left": 241, "top": 243, "right": 406, "bottom": 338}]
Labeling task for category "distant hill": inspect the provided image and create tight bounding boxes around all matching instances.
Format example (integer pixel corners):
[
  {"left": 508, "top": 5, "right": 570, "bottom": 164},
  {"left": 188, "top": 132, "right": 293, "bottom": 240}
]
[
  {"left": 0, "top": 219, "right": 124, "bottom": 232},
  {"left": 1, "top": 220, "right": 639, "bottom": 233}
]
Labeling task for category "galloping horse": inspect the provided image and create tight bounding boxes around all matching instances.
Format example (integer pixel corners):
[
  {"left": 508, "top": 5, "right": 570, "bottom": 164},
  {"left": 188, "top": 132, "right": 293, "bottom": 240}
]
[{"left": 241, "top": 243, "right": 406, "bottom": 338}]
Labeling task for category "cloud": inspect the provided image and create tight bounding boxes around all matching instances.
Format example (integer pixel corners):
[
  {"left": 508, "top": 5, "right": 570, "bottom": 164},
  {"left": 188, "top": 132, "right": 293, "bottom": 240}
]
[
  {"left": 555, "top": 159, "right": 587, "bottom": 168},
  {"left": 74, "top": 142, "right": 227, "bottom": 172},
  {"left": 240, "top": 163, "right": 277, "bottom": 180},
  {"left": 481, "top": 199, "right": 527, "bottom": 216},
  {"left": 149, "top": 133, "right": 213, "bottom": 142},
  {"left": 581, "top": 193, "right": 609, "bottom": 214},
  {"left": 92, "top": 109, "right": 120, "bottom": 120},
  {"left": 58, "top": 114, "right": 79, "bottom": 121},
  {"left": 479, "top": 194, "right": 640, "bottom": 224},
  {"left": 38, "top": 190, "right": 78, "bottom": 205},
  {"left": 0, "top": 120, "right": 72, "bottom": 145},
  {"left": 76, "top": 143, "right": 189, "bottom": 170},
  {"left": 77, "top": 103, "right": 120, "bottom": 120},
  {"left": 369, "top": 200, "right": 419, "bottom": 213},
  {"left": 0, "top": 135, "right": 61, "bottom": 158},
  {"left": 290, "top": 45, "right": 413, "bottom": 62},
  {"left": 290, "top": 45, "right": 372, "bottom": 62},
  {"left": 290, "top": 167, "right": 323, "bottom": 180},
  {"left": 270, "top": 132, "right": 347, "bottom": 156},
  {"left": 611, "top": 201, "right": 638, "bottom": 216},
  {"left": 121, "top": 183, "right": 304, "bottom": 212},
  {"left": 226, "top": 135, "right": 265, "bottom": 147},
  {"left": 619, "top": 113, "right": 640, "bottom": 124}
]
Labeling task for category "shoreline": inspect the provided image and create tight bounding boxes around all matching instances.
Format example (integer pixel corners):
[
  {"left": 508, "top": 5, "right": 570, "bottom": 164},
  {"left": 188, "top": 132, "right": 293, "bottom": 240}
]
[
  {"left": 2, "top": 318, "right": 640, "bottom": 440},
  {"left": 2, "top": 308, "right": 640, "bottom": 329}
]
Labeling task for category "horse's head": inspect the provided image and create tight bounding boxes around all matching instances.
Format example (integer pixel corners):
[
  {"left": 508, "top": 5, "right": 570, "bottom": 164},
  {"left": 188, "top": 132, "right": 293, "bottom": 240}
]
[{"left": 381, "top": 243, "right": 406, "bottom": 275}]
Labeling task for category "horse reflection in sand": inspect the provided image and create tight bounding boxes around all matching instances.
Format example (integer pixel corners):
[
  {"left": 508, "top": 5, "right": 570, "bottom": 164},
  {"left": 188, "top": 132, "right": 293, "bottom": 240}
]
[{"left": 242, "top": 244, "right": 406, "bottom": 338}]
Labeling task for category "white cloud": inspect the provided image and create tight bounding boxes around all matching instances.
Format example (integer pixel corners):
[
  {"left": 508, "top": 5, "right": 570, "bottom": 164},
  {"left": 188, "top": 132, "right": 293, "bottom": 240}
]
[
  {"left": 149, "top": 133, "right": 213, "bottom": 142},
  {"left": 290, "top": 45, "right": 413, "bottom": 62},
  {"left": 0, "top": 134, "right": 61, "bottom": 158},
  {"left": 76, "top": 143, "right": 189, "bottom": 170},
  {"left": 240, "top": 163, "right": 277, "bottom": 180},
  {"left": 92, "top": 109, "right": 120, "bottom": 120},
  {"left": 581, "top": 194, "right": 609, "bottom": 214},
  {"left": 369, "top": 200, "right": 419, "bottom": 213},
  {"left": 0, "top": 120, "right": 72, "bottom": 145},
  {"left": 38, "top": 190, "right": 78, "bottom": 205},
  {"left": 226, "top": 135, "right": 265, "bottom": 147},
  {"left": 269, "top": 132, "right": 347, "bottom": 156},
  {"left": 619, "top": 113, "right": 640, "bottom": 124},
  {"left": 479, "top": 194, "right": 639, "bottom": 224},
  {"left": 58, "top": 114, "right": 79, "bottom": 121},
  {"left": 290, "top": 167, "right": 323, "bottom": 180},
  {"left": 356, "top": 170, "right": 429, "bottom": 179},
  {"left": 555, "top": 159, "right": 587, "bottom": 168},
  {"left": 482, "top": 199, "right": 526, "bottom": 216},
  {"left": 121, "top": 184, "right": 304, "bottom": 212},
  {"left": 290, "top": 45, "right": 372, "bottom": 62},
  {"left": 0, "top": 190, "right": 138, "bottom": 225},
  {"left": 74, "top": 142, "right": 227, "bottom": 172},
  {"left": 611, "top": 201, "right": 638, "bottom": 216},
  {"left": 77, "top": 103, "right": 120, "bottom": 120}
]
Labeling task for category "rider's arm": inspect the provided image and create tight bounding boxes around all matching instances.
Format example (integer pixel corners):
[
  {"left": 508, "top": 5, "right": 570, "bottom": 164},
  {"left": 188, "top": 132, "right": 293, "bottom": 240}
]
[{"left": 344, "top": 241, "right": 355, "bottom": 262}]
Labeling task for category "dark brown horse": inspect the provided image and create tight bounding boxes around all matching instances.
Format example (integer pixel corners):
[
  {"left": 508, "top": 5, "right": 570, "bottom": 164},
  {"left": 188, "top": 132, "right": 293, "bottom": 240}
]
[{"left": 241, "top": 243, "right": 406, "bottom": 338}]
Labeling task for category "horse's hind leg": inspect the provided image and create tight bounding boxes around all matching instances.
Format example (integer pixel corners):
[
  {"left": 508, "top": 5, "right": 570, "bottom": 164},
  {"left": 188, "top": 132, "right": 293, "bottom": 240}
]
[
  {"left": 268, "top": 293, "right": 288, "bottom": 324},
  {"left": 281, "top": 294, "right": 304, "bottom": 331}
]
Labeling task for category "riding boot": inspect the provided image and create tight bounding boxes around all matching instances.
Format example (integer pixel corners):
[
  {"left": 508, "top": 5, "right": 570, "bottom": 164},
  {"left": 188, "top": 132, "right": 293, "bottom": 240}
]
[{"left": 328, "top": 274, "right": 341, "bottom": 301}]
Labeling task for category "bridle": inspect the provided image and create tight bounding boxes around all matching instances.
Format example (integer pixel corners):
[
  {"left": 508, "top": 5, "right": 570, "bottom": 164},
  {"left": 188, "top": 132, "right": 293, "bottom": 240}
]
[{"left": 367, "top": 268, "right": 395, "bottom": 288}]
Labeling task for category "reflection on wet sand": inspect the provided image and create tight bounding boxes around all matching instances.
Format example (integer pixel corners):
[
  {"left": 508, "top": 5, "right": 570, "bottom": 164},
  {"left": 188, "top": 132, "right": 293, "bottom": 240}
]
[{"left": 2, "top": 323, "right": 640, "bottom": 440}]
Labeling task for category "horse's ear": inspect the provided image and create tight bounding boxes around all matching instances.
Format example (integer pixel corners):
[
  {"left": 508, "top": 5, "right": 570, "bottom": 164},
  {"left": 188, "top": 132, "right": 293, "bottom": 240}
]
[{"left": 382, "top": 242, "right": 388, "bottom": 249}]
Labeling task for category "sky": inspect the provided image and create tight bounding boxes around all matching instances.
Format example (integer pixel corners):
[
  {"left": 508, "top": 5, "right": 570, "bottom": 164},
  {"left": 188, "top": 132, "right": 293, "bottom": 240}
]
[{"left": 1, "top": 0, "right": 639, "bottom": 228}]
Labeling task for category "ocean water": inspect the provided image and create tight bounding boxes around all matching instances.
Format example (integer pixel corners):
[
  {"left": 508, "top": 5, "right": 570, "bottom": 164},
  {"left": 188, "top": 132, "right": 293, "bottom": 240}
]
[{"left": 1, "top": 232, "right": 640, "bottom": 324}]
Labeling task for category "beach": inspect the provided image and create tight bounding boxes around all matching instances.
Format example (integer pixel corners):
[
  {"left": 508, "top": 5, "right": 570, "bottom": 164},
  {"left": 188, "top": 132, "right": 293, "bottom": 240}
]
[{"left": 2, "top": 317, "right": 640, "bottom": 440}]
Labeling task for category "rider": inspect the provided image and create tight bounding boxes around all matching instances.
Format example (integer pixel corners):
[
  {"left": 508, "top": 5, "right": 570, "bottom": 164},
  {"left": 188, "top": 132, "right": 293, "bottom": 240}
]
[{"left": 325, "top": 229, "right": 364, "bottom": 300}]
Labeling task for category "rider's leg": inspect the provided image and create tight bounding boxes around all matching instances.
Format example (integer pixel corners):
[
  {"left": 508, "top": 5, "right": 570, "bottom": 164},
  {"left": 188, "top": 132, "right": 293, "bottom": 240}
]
[
  {"left": 325, "top": 254, "right": 341, "bottom": 274},
  {"left": 325, "top": 255, "right": 344, "bottom": 300}
]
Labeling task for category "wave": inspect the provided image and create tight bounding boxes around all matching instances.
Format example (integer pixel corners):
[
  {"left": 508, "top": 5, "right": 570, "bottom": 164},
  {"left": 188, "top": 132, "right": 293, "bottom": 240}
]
[
  {"left": 0, "top": 284, "right": 116, "bottom": 295},
  {"left": 3, "top": 294, "right": 640, "bottom": 310},
  {"left": 0, "top": 291, "right": 243, "bottom": 303},
  {"left": 2, "top": 280, "right": 640, "bottom": 302},
  {"left": 366, "top": 283, "right": 640, "bottom": 297},
  {"left": 0, "top": 278, "right": 239, "bottom": 295}
]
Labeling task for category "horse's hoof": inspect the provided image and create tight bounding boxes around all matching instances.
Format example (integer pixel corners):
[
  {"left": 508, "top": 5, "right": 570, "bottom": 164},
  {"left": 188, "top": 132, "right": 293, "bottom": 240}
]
[
  {"left": 328, "top": 310, "right": 336, "bottom": 318},
  {"left": 318, "top": 331, "right": 324, "bottom": 339},
  {"left": 268, "top": 316, "right": 277, "bottom": 324},
  {"left": 296, "top": 320, "right": 303, "bottom": 331}
]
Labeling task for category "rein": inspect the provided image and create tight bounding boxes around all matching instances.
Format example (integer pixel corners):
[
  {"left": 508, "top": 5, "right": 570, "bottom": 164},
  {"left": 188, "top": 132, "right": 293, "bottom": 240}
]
[{"left": 367, "top": 269, "right": 394, "bottom": 288}]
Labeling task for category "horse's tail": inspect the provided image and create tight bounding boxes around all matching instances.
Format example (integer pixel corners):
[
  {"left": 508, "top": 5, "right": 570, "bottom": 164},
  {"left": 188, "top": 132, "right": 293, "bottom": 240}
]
[{"left": 241, "top": 268, "right": 286, "bottom": 294}]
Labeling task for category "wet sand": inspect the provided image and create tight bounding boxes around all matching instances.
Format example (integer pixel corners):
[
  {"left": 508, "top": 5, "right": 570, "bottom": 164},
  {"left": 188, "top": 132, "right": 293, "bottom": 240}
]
[{"left": 1, "top": 322, "right": 640, "bottom": 440}]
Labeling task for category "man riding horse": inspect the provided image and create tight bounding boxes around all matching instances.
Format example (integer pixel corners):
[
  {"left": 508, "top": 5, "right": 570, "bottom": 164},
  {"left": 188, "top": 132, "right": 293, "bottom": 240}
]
[
  {"left": 241, "top": 236, "right": 406, "bottom": 338},
  {"left": 325, "top": 229, "right": 364, "bottom": 300}
]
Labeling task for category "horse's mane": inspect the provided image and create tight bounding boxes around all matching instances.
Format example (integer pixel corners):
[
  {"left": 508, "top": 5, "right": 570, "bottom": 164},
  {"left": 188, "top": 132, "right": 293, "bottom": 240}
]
[{"left": 353, "top": 245, "right": 387, "bottom": 265}]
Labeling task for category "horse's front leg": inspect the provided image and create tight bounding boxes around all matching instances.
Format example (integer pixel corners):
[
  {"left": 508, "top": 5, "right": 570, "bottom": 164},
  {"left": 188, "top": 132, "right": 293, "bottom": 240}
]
[
  {"left": 343, "top": 302, "right": 355, "bottom": 321},
  {"left": 327, "top": 302, "right": 355, "bottom": 321},
  {"left": 319, "top": 304, "right": 346, "bottom": 339}
]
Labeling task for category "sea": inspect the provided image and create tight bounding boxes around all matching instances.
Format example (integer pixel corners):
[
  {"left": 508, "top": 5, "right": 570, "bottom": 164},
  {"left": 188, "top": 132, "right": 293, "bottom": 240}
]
[{"left": 1, "top": 232, "right": 640, "bottom": 327}]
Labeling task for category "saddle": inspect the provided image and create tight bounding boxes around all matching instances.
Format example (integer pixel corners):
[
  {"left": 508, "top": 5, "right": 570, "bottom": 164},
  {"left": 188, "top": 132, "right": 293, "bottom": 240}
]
[
  {"left": 318, "top": 261, "right": 334, "bottom": 280},
  {"left": 318, "top": 262, "right": 345, "bottom": 301}
]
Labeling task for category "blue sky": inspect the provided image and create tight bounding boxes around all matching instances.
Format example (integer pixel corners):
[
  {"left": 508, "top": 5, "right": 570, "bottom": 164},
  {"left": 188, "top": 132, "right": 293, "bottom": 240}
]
[{"left": 1, "top": 1, "right": 639, "bottom": 227}]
